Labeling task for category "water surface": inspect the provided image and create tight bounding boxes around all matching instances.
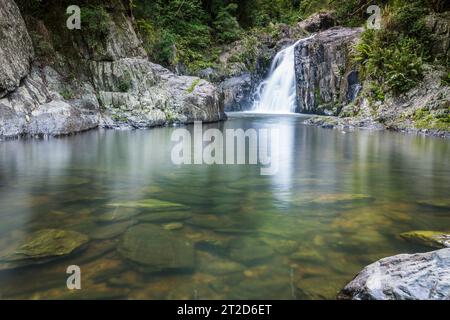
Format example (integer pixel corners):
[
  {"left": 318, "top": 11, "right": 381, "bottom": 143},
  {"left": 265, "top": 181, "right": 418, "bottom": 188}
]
[{"left": 0, "top": 114, "right": 449, "bottom": 299}]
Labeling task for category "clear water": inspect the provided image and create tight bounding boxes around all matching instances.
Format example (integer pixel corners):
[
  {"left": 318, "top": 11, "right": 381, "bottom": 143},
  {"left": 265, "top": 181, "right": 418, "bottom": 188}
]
[{"left": 0, "top": 113, "right": 449, "bottom": 299}]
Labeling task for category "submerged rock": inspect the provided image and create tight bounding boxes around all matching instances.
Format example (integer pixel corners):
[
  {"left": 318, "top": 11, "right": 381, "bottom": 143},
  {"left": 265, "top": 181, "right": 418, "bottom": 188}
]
[
  {"left": 339, "top": 248, "right": 450, "bottom": 300},
  {"left": 163, "top": 222, "right": 184, "bottom": 231},
  {"left": 137, "top": 211, "right": 192, "bottom": 223},
  {"left": 95, "top": 207, "right": 140, "bottom": 223},
  {"left": 229, "top": 238, "right": 274, "bottom": 264},
  {"left": 0, "top": 229, "right": 88, "bottom": 270},
  {"left": 399, "top": 231, "right": 450, "bottom": 249},
  {"left": 416, "top": 199, "right": 450, "bottom": 210},
  {"left": 118, "top": 224, "right": 195, "bottom": 273},
  {"left": 106, "top": 199, "right": 187, "bottom": 211},
  {"left": 90, "top": 221, "right": 135, "bottom": 240},
  {"left": 197, "top": 251, "right": 245, "bottom": 276}
]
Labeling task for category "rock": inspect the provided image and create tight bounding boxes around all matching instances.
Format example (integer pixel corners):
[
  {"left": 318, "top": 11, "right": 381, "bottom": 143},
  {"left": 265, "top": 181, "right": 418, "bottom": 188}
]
[
  {"left": 399, "top": 231, "right": 450, "bottom": 249},
  {"left": 339, "top": 248, "right": 450, "bottom": 300},
  {"left": 417, "top": 199, "right": 450, "bottom": 210},
  {"left": 0, "top": 0, "right": 34, "bottom": 98},
  {"left": 294, "top": 27, "right": 363, "bottom": 115},
  {"left": 0, "top": 229, "right": 88, "bottom": 270},
  {"left": 106, "top": 199, "right": 187, "bottom": 211},
  {"left": 425, "top": 12, "right": 450, "bottom": 62},
  {"left": 137, "top": 211, "right": 192, "bottom": 223},
  {"left": 220, "top": 73, "right": 254, "bottom": 111},
  {"left": 95, "top": 207, "right": 140, "bottom": 223},
  {"left": 197, "top": 251, "right": 245, "bottom": 275},
  {"left": 118, "top": 224, "right": 195, "bottom": 273},
  {"left": 297, "top": 11, "right": 336, "bottom": 33},
  {"left": 291, "top": 248, "right": 325, "bottom": 263},
  {"left": 90, "top": 59, "right": 225, "bottom": 128},
  {"left": 187, "top": 214, "right": 235, "bottom": 230},
  {"left": 229, "top": 238, "right": 274, "bottom": 264},
  {"left": 163, "top": 222, "right": 184, "bottom": 231},
  {"left": 261, "top": 238, "right": 298, "bottom": 254},
  {"left": 90, "top": 221, "right": 135, "bottom": 240}
]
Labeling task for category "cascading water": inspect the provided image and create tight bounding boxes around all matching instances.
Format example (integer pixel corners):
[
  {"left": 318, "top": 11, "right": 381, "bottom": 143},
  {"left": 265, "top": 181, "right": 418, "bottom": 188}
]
[{"left": 252, "top": 35, "right": 314, "bottom": 114}]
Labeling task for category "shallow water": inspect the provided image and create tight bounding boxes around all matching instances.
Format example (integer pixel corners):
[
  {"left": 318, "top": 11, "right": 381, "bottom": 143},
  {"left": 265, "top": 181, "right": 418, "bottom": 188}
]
[{"left": 0, "top": 113, "right": 449, "bottom": 299}]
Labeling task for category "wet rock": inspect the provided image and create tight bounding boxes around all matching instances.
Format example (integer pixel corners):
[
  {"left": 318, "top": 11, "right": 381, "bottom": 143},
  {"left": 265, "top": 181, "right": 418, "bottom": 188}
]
[
  {"left": 106, "top": 199, "right": 187, "bottom": 211},
  {"left": 399, "top": 231, "right": 450, "bottom": 249},
  {"left": 0, "top": 229, "right": 88, "bottom": 270},
  {"left": 291, "top": 248, "right": 325, "bottom": 263},
  {"left": 163, "top": 222, "right": 184, "bottom": 231},
  {"left": 90, "top": 221, "right": 135, "bottom": 240},
  {"left": 229, "top": 238, "right": 274, "bottom": 264},
  {"left": 118, "top": 224, "right": 195, "bottom": 273},
  {"left": 220, "top": 73, "right": 254, "bottom": 111},
  {"left": 261, "top": 238, "right": 298, "bottom": 254},
  {"left": 197, "top": 251, "right": 245, "bottom": 276},
  {"left": 95, "top": 207, "right": 140, "bottom": 223},
  {"left": 416, "top": 199, "right": 450, "bottom": 210},
  {"left": 294, "top": 27, "right": 363, "bottom": 115},
  {"left": 187, "top": 214, "right": 235, "bottom": 230},
  {"left": 339, "top": 248, "right": 450, "bottom": 300},
  {"left": 137, "top": 211, "right": 192, "bottom": 223}
]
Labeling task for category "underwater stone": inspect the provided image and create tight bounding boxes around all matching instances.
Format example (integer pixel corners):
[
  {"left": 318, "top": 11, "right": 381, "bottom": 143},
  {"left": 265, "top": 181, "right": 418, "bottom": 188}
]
[
  {"left": 229, "top": 238, "right": 274, "bottom": 264},
  {"left": 0, "top": 229, "right": 88, "bottom": 270},
  {"left": 399, "top": 230, "right": 450, "bottom": 249},
  {"left": 137, "top": 211, "right": 192, "bottom": 223},
  {"left": 118, "top": 224, "right": 194, "bottom": 273}
]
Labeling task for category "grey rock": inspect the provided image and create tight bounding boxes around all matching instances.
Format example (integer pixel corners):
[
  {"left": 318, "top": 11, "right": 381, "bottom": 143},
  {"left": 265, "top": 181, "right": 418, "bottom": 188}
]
[
  {"left": 297, "top": 11, "right": 336, "bottom": 33},
  {"left": 118, "top": 224, "right": 195, "bottom": 273},
  {"left": 0, "top": 0, "right": 34, "bottom": 98},
  {"left": 229, "top": 238, "right": 274, "bottom": 264},
  {"left": 220, "top": 73, "right": 254, "bottom": 111},
  {"left": 294, "top": 27, "right": 363, "bottom": 115},
  {"left": 339, "top": 249, "right": 450, "bottom": 300}
]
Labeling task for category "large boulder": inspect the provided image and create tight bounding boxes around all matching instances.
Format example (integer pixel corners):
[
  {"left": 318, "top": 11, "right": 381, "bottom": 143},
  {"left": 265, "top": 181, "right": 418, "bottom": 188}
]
[
  {"left": 0, "top": 0, "right": 34, "bottom": 98},
  {"left": 297, "top": 11, "right": 336, "bottom": 33},
  {"left": 338, "top": 249, "right": 450, "bottom": 300},
  {"left": 220, "top": 73, "right": 254, "bottom": 111},
  {"left": 294, "top": 27, "right": 363, "bottom": 115}
]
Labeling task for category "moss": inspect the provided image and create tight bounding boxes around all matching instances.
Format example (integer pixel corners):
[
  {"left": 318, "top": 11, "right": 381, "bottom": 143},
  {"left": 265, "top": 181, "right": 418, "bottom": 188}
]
[
  {"left": 413, "top": 107, "right": 450, "bottom": 130},
  {"left": 186, "top": 79, "right": 201, "bottom": 93},
  {"left": 59, "top": 88, "right": 75, "bottom": 100},
  {"left": 117, "top": 74, "right": 132, "bottom": 93}
]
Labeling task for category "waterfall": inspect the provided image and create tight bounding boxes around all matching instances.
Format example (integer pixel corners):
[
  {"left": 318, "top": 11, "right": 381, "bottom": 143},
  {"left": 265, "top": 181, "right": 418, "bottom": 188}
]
[{"left": 252, "top": 35, "right": 314, "bottom": 114}]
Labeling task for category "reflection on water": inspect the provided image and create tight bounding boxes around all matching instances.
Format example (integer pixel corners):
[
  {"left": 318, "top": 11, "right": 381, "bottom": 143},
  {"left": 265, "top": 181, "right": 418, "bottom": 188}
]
[{"left": 0, "top": 114, "right": 449, "bottom": 299}]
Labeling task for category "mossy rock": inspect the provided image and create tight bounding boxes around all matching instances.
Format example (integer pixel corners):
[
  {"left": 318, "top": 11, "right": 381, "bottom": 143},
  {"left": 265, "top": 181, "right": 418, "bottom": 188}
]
[
  {"left": 0, "top": 229, "right": 89, "bottom": 270},
  {"left": 291, "top": 248, "right": 325, "bottom": 263},
  {"left": 197, "top": 251, "right": 245, "bottom": 276},
  {"left": 118, "top": 224, "right": 194, "bottom": 273},
  {"left": 399, "top": 231, "right": 450, "bottom": 249},
  {"left": 187, "top": 214, "right": 235, "bottom": 230},
  {"left": 137, "top": 211, "right": 192, "bottom": 223},
  {"left": 163, "top": 222, "right": 184, "bottom": 231},
  {"left": 416, "top": 199, "right": 450, "bottom": 210},
  {"left": 106, "top": 199, "right": 187, "bottom": 211}
]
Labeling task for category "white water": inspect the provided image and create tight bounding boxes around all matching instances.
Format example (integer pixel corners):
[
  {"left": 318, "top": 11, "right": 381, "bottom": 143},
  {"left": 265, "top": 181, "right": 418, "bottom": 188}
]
[{"left": 252, "top": 36, "right": 314, "bottom": 114}]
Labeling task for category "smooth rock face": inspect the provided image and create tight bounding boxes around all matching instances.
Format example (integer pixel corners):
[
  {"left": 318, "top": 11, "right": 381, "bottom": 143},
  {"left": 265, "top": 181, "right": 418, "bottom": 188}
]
[
  {"left": 339, "top": 249, "right": 450, "bottom": 300},
  {"left": 0, "top": 0, "right": 34, "bottom": 98},
  {"left": 118, "top": 224, "right": 195, "bottom": 273},
  {"left": 294, "top": 27, "right": 363, "bottom": 115}
]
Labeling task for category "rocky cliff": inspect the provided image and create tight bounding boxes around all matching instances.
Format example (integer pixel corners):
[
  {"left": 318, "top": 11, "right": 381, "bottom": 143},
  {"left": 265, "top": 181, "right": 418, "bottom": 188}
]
[
  {"left": 294, "top": 27, "right": 363, "bottom": 115},
  {"left": 0, "top": 0, "right": 225, "bottom": 138}
]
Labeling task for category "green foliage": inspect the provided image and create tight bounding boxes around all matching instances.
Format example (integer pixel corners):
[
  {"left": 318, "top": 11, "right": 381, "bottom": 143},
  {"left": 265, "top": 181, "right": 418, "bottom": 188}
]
[
  {"left": 60, "top": 88, "right": 75, "bottom": 100},
  {"left": 117, "top": 74, "right": 132, "bottom": 93},
  {"left": 80, "top": 5, "right": 111, "bottom": 51},
  {"left": 352, "top": 1, "right": 437, "bottom": 95},
  {"left": 442, "top": 73, "right": 450, "bottom": 86},
  {"left": 213, "top": 4, "right": 241, "bottom": 44}
]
